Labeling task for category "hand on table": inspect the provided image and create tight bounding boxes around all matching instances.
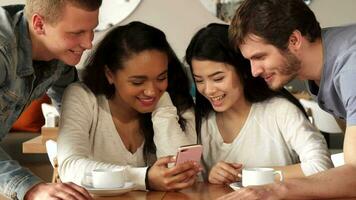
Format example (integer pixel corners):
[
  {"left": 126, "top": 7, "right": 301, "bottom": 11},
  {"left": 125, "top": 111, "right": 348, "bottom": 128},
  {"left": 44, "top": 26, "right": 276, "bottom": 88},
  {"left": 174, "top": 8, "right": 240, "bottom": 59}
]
[
  {"left": 148, "top": 155, "right": 202, "bottom": 191},
  {"left": 209, "top": 161, "right": 242, "bottom": 184},
  {"left": 24, "top": 182, "right": 92, "bottom": 200},
  {"left": 217, "top": 184, "right": 283, "bottom": 200}
]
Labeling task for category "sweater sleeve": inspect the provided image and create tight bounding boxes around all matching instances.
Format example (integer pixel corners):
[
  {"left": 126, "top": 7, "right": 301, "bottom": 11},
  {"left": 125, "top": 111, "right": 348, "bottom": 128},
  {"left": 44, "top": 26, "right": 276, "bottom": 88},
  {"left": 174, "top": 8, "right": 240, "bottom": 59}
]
[
  {"left": 152, "top": 92, "right": 197, "bottom": 158},
  {"left": 276, "top": 99, "right": 333, "bottom": 175},
  {"left": 57, "top": 83, "right": 148, "bottom": 190}
]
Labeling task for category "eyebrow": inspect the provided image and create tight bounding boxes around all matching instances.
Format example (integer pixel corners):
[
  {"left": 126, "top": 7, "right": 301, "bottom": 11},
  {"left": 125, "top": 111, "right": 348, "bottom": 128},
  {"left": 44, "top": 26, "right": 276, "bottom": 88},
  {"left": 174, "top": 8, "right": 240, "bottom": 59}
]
[
  {"left": 128, "top": 69, "right": 168, "bottom": 79},
  {"left": 193, "top": 71, "right": 224, "bottom": 78}
]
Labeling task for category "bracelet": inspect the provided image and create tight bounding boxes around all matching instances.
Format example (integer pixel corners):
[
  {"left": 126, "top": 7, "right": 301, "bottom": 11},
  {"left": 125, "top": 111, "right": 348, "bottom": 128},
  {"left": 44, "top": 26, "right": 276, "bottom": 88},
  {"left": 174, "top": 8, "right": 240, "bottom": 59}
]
[{"left": 145, "top": 166, "right": 152, "bottom": 190}]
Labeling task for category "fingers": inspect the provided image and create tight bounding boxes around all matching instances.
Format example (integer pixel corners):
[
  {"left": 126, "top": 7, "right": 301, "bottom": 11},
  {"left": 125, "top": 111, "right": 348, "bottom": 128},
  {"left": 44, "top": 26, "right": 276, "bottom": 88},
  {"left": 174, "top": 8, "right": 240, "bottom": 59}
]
[
  {"left": 230, "top": 163, "right": 243, "bottom": 169},
  {"left": 209, "top": 170, "right": 228, "bottom": 184},
  {"left": 166, "top": 165, "right": 198, "bottom": 184},
  {"left": 24, "top": 182, "right": 92, "bottom": 200},
  {"left": 219, "top": 164, "right": 240, "bottom": 182},
  {"left": 209, "top": 162, "right": 241, "bottom": 184},
  {"left": 163, "top": 161, "right": 200, "bottom": 177},
  {"left": 52, "top": 183, "right": 92, "bottom": 200},
  {"left": 166, "top": 175, "right": 196, "bottom": 191},
  {"left": 148, "top": 160, "right": 200, "bottom": 191},
  {"left": 154, "top": 155, "right": 175, "bottom": 167},
  {"left": 66, "top": 182, "right": 92, "bottom": 199}
]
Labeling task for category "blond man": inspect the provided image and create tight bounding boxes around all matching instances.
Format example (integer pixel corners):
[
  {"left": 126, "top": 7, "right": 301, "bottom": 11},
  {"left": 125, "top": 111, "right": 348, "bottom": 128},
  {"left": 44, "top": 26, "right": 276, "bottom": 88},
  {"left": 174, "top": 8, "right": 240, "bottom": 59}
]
[{"left": 0, "top": 0, "right": 101, "bottom": 199}]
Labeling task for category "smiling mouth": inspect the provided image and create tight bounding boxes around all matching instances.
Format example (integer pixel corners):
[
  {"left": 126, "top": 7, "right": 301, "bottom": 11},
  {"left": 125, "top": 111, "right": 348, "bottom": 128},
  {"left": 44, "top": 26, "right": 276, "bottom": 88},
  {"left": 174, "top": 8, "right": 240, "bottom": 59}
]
[
  {"left": 69, "top": 49, "right": 83, "bottom": 55},
  {"left": 211, "top": 95, "right": 225, "bottom": 101},
  {"left": 137, "top": 97, "right": 155, "bottom": 106},
  {"left": 263, "top": 74, "right": 273, "bottom": 83},
  {"left": 209, "top": 94, "right": 226, "bottom": 106}
]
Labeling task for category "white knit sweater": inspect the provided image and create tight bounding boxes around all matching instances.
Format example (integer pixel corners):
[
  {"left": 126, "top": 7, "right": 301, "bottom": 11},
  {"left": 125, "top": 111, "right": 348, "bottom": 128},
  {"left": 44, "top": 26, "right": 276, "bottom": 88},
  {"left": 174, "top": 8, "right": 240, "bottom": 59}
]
[
  {"left": 57, "top": 83, "right": 196, "bottom": 190},
  {"left": 201, "top": 97, "right": 333, "bottom": 179}
]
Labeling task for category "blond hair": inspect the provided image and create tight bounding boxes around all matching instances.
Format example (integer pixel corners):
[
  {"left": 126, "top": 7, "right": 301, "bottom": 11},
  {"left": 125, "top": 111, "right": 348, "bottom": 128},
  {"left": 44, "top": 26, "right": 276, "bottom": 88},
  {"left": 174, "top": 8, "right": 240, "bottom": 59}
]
[{"left": 24, "top": 0, "right": 101, "bottom": 25}]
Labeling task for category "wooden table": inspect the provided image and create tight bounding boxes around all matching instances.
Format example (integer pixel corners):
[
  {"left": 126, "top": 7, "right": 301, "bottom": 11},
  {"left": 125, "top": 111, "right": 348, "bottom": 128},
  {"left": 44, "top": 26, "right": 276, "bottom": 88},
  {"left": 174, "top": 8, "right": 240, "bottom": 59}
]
[
  {"left": 162, "top": 182, "right": 231, "bottom": 200},
  {"left": 93, "top": 190, "right": 166, "bottom": 200},
  {"left": 92, "top": 182, "right": 356, "bottom": 200},
  {"left": 93, "top": 182, "right": 232, "bottom": 200}
]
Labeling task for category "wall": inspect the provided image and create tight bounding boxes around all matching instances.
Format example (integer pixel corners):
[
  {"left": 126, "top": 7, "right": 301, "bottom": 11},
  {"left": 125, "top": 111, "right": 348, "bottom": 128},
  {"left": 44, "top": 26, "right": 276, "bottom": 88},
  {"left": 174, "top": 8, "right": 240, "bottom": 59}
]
[
  {"left": 0, "top": 0, "right": 24, "bottom": 5},
  {"left": 310, "top": 0, "right": 356, "bottom": 27},
  {"left": 96, "top": 0, "right": 223, "bottom": 60},
  {"left": 2, "top": 0, "right": 356, "bottom": 60}
]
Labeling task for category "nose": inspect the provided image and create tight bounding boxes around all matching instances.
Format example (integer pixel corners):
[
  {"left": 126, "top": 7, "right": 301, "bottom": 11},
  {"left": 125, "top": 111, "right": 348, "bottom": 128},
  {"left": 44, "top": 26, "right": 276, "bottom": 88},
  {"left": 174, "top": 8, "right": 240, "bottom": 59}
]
[
  {"left": 80, "top": 31, "right": 94, "bottom": 50},
  {"left": 143, "top": 82, "right": 158, "bottom": 97},
  {"left": 203, "top": 81, "right": 216, "bottom": 96},
  {"left": 250, "top": 60, "right": 264, "bottom": 77}
]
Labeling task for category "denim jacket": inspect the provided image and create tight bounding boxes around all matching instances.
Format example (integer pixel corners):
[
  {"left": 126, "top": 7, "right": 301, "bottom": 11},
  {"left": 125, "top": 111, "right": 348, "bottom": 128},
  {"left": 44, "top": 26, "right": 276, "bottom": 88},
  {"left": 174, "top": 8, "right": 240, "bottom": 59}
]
[{"left": 0, "top": 6, "right": 78, "bottom": 200}]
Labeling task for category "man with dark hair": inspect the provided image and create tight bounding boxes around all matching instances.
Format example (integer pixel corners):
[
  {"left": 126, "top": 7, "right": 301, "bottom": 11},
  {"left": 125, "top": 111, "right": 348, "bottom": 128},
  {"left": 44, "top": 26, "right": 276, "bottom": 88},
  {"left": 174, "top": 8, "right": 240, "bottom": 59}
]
[
  {"left": 219, "top": 0, "right": 356, "bottom": 199},
  {"left": 0, "top": 0, "right": 101, "bottom": 199}
]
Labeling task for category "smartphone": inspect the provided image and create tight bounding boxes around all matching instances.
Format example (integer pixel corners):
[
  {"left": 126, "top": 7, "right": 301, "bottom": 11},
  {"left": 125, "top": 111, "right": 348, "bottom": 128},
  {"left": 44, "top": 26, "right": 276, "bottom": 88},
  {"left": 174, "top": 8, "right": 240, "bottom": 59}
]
[{"left": 175, "top": 144, "right": 203, "bottom": 165}]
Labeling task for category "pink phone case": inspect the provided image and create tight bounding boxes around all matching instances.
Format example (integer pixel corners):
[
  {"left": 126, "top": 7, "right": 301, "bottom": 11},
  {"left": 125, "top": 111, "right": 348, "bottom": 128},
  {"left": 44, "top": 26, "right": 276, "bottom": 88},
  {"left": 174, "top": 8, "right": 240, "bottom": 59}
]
[{"left": 175, "top": 144, "right": 203, "bottom": 165}]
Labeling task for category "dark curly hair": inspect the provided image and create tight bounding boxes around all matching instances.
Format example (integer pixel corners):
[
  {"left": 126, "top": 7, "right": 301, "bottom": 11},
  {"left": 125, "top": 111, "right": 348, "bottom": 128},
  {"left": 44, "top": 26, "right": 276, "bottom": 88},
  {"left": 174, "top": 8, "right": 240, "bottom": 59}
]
[{"left": 82, "top": 21, "right": 194, "bottom": 162}]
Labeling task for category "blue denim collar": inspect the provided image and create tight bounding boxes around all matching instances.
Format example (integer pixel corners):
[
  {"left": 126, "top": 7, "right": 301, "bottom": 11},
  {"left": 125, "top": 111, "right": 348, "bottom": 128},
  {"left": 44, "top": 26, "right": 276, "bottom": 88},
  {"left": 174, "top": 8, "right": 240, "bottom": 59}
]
[{"left": 16, "top": 11, "right": 34, "bottom": 78}]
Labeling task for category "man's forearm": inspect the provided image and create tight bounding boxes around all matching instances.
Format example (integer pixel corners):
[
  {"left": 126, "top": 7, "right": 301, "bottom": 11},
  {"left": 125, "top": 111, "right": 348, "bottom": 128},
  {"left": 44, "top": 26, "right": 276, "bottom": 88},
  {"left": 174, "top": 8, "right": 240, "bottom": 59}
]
[
  {"left": 276, "top": 164, "right": 356, "bottom": 199},
  {"left": 0, "top": 147, "right": 42, "bottom": 199}
]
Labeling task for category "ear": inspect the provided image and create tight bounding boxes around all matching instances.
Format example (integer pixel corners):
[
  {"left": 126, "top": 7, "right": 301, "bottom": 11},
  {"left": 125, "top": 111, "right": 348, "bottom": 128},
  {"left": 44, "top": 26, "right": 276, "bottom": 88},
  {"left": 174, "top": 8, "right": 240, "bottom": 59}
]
[
  {"left": 288, "top": 30, "right": 303, "bottom": 52},
  {"left": 104, "top": 66, "right": 114, "bottom": 84},
  {"left": 31, "top": 13, "right": 46, "bottom": 35}
]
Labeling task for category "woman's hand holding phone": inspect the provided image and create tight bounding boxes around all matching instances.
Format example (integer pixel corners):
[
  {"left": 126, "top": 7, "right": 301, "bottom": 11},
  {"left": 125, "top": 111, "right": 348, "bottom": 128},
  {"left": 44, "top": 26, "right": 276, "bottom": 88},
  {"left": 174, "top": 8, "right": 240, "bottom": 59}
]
[
  {"left": 147, "top": 155, "right": 201, "bottom": 191},
  {"left": 208, "top": 161, "right": 243, "bottom": 185}
]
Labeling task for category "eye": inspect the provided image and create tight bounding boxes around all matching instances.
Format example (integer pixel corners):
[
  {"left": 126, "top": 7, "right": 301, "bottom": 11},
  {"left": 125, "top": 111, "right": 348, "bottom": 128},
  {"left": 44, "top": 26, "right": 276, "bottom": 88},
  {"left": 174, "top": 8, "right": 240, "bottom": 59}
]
[
  {"left": 194, "top": 79, "right": 204, "bottom": 84},
  {"left": 254, "top": 55, "right": 265, "bottom": 61},
  {"left": 213, "top": 77, "right": 224, "bottom": 82},
  {"left": 157, "top": 75, "right": 167, "bottom": 82},
  {"left": 69, "top": 31, "right": 84, "bottom": 36},
  {"left": 131, "top": 81, "right": 144, "bottom": 86}
]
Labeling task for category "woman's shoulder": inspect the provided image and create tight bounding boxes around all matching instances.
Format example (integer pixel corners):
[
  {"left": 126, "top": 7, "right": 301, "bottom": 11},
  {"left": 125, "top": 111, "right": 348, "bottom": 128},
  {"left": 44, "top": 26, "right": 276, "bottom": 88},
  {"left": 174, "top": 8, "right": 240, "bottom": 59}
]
[
  {"left": 254, "top": 97, "right": 299, "bottom": 114},
  {"left": 64, "top": 82, "right": 101, "bottom": 103},
  {"left": 65, "top": 82, "right": 94, "bottom": 95}
]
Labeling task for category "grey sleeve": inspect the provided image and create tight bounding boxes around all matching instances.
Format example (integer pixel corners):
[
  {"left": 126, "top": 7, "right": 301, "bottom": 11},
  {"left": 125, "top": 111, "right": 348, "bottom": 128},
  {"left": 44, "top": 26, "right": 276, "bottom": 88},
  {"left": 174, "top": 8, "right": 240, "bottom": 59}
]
[
  {"left": 47, "top": 65, "right": 79, "bottom": 111},
  {"left": 335, "top": 52, "right": 356, "bottom": 125}
]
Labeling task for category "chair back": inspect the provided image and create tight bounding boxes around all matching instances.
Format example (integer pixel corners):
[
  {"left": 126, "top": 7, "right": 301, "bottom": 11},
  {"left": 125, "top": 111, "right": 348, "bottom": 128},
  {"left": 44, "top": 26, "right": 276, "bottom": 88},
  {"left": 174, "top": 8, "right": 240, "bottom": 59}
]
[
  {"left": 299, "top": 99, "right": 342, "bottom": 134},
  {"left": 45, "top": 140, "right": 61, "bottom": 183},
  {"left": 331, "top": 152, "right": 345, "bottom": 167}
]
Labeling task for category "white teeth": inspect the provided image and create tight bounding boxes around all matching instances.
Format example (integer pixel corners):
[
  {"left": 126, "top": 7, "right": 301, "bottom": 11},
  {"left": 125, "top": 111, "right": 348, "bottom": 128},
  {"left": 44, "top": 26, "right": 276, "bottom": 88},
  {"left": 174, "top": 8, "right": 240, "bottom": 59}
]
[
  {"left": 140, "top": 98, "right": 154, "bottom": 102},
  {"left": 211, "top": 95, "right": 224, "bottom": 101},
  {"left": 70, "top": 50, "right": 83, "bottom": 55}
]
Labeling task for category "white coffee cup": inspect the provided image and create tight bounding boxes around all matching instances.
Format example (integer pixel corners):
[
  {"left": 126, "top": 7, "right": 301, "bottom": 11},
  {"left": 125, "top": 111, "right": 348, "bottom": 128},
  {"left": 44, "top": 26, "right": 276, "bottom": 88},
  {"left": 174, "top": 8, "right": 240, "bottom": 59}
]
[
  {"left": 242, "top": 167, "right": 283, "bottom": 187},
  {"left": 84, "top": 168, "right": 126, "bottom": 188}
]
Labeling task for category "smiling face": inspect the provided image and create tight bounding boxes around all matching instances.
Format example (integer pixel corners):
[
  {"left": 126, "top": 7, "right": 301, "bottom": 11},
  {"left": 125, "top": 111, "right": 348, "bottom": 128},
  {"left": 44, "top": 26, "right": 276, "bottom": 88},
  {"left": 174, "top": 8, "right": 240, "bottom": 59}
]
[
  {"left": 106, "top": 50, "right": 168, "bottom": 114},
  {"left": 40, "top": 3, "right": 99, "bottom": 65},
  {"left": 239, "top": 34, "right": 301, "bottom": 90},
  {"left": 192, "top": 59, "right": 245, "bottom": 112}
]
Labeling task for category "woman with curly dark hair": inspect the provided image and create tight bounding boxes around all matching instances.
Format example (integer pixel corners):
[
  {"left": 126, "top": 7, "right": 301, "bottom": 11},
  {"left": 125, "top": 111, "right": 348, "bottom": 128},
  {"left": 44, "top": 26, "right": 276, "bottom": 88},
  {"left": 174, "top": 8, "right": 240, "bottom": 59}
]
[{"left": 57, "top": 21, "right": 200, "bottom": 191}]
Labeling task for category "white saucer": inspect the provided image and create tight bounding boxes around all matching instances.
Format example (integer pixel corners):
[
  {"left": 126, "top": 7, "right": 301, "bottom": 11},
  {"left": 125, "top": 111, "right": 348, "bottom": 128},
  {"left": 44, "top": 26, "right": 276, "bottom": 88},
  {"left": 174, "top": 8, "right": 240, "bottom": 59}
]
[
  {"left": 229, "top": 182, "right": 243, "bottom": 191},
  {"left": 82, "top": 182, "right": 136, "bottom": 196}
]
